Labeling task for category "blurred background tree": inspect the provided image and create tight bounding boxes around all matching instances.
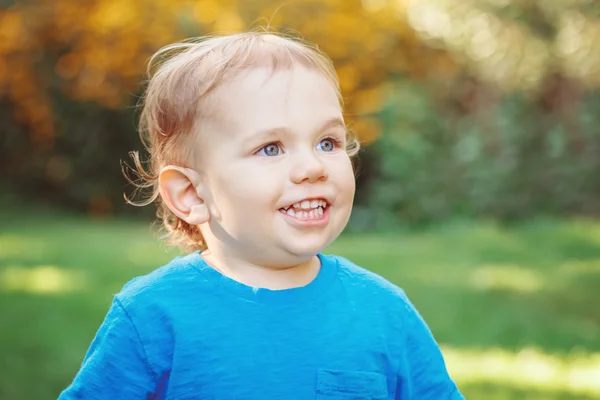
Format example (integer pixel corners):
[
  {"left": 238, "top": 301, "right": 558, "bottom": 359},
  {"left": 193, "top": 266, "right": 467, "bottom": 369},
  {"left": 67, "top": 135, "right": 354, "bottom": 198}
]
[{"left": 1, "top": 0, "right": 599, "bottom": 223}]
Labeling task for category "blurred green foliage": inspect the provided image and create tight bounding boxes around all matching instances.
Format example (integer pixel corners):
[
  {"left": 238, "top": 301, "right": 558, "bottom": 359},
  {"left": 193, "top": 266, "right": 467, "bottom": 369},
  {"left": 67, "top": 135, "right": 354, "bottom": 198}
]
[{"left": 351, "top": 86, "right": 600, "bottom": 229}]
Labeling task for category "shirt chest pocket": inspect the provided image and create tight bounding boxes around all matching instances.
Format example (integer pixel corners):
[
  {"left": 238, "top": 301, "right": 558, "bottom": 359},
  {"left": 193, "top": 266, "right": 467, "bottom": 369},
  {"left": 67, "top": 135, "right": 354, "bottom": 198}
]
[{"left": 316, "top": 369, "right": 388, "bottom": 400}]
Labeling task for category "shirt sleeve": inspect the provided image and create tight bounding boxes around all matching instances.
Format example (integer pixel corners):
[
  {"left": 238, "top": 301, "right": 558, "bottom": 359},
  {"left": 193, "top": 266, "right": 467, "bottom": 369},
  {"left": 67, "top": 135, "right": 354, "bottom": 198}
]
[
  {"left": 395, "top": 294, "right": 465, "bottom": 400},
  {"left": 57, "top": 297, "right": 157, "bottom": 400}
]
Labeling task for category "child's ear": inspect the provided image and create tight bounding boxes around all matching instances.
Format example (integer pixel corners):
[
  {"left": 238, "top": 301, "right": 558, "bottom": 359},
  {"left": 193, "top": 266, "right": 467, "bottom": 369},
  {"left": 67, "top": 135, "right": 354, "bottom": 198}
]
[{"left": 158, "top": 166, "right": 209, "bottom": 225}]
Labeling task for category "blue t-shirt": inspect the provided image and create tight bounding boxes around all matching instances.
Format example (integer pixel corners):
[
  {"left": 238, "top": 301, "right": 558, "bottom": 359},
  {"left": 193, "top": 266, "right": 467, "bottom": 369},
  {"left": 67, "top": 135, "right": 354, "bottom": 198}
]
[{"left": 58, "top": 252, "right": 463, "bottom": 399}]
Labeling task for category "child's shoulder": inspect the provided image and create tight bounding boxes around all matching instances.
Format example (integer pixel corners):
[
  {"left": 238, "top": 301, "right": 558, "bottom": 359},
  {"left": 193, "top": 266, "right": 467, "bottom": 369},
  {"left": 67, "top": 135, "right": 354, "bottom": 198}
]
[
  {"left": 326, "top": 253, "right": 411, "bottom": 305},
  {"left": 115, "top": 252, "right": 204, "bottom": 307},
  {"left": 327, "top": 253, "right": 426, "bottom": 327}
]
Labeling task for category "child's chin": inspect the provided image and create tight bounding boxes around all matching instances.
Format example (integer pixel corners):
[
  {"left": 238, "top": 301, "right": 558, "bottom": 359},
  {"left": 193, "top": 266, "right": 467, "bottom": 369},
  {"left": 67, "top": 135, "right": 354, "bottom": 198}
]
[{"left": 284, "top": 235, "right": 336, "bottom": 257}]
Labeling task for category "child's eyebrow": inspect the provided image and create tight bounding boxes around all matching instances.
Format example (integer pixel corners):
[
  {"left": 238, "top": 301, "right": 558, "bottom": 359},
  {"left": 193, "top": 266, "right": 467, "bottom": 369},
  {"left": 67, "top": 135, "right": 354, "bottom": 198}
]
[
  {"left": 246, "top": 117, "right": 347, "bottom": 145},
  {"left": 317, "top": 117, "right": 347, "bottom": 134}
]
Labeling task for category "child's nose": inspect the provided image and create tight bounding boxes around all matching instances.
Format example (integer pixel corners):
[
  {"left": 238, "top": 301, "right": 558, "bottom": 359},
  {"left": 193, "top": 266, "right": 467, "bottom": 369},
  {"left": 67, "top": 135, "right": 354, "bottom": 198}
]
[{"left": 290, "top": 152, "right": 328, "bottom": 184}]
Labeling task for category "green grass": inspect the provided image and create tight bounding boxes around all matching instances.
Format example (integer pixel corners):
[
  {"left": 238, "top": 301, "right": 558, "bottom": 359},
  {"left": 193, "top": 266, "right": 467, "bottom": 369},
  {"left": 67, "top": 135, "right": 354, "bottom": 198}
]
[{"left": 1, "top": 209, "right": 600, "bottom": 399}]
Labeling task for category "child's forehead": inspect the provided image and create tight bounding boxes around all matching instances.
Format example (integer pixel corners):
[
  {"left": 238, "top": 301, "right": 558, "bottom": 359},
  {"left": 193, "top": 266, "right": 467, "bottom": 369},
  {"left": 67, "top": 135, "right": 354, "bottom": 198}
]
[
  {"left": 207, "top": 67, "right": 342, "bottom": 131},
  {"left": 217, "top": 65, "right": 335, "bottom": 96},
  {"left": 212, "top": 67, "right": 339, "bottom": 109}
]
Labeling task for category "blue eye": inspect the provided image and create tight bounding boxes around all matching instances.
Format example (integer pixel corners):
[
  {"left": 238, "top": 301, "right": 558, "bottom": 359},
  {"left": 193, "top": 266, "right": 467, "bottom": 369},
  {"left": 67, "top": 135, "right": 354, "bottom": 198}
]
[
  {"left": 258, "top": 143, "right": 282, "bottom": 156},
  {"left": 317, "top": 138, "right": 337, "bottom": 152}
]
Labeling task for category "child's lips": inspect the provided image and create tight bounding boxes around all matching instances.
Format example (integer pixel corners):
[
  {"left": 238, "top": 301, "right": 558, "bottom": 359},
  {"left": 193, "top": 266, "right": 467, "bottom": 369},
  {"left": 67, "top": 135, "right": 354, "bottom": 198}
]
[
  {"left": 279, "top": 197, "right": 330, "bottom": 212},
  {"left": 279, "top": 205, "right": 330, "bottom": 227}
]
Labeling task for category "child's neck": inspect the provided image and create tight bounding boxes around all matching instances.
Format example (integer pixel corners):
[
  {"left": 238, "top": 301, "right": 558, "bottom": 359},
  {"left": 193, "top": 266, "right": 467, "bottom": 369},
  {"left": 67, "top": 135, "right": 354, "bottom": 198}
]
[{"left": 200, "top": 250, "right": 321, "bottom": 290}]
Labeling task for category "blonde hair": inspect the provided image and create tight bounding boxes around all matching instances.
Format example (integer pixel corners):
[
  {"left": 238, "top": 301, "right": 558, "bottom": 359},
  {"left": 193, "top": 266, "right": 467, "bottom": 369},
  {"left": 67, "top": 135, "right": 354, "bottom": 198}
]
[{"left": 125, "top": 31, "right": 360, "bottom": 252}]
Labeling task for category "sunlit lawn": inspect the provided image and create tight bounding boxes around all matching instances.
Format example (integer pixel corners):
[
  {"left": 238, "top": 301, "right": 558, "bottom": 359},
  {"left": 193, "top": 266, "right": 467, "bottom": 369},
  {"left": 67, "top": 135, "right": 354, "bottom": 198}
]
[{"left": 1, "top": 207, "right": 600, "bottom": 399}]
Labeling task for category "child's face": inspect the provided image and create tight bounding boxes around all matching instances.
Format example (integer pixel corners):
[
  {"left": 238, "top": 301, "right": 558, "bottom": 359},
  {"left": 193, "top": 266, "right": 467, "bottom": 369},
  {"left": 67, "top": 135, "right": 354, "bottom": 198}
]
[{"left": 197, "top": 66, "right": 355, "bottom": 267}]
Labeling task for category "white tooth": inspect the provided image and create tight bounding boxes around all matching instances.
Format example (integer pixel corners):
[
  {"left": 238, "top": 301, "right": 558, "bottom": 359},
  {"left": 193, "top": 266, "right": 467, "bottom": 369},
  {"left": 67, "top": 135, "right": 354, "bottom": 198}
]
[
  {"left": 310, "top": 200, "right": 319, "bottom": 209},
  {"left": 309, "top": 210, "right": 315, "bottom": 219},
  {"left": 320, "top": 200, "right": 327, "bottom": 207},
  {"left": 301, "top": 200, "right": 310, "bottom": 209},
  {"left": 286, "top": 208, "right": 295, "bottom": 216},
  {"left": 293, "top": 203, "right": 300, "bottom": 208},
  {"left": 317, "top": 207, "right": 323, "bottom": 216},
  {"left": 299, "top": 211, "right": 308, "bottom": 219}
]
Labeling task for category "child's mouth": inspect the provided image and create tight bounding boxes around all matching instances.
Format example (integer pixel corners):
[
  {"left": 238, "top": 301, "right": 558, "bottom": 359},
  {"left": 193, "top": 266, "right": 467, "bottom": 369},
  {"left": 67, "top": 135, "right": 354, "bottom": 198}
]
[{"left": 279, "top": 199, "right": 329, "bottom": 222}]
